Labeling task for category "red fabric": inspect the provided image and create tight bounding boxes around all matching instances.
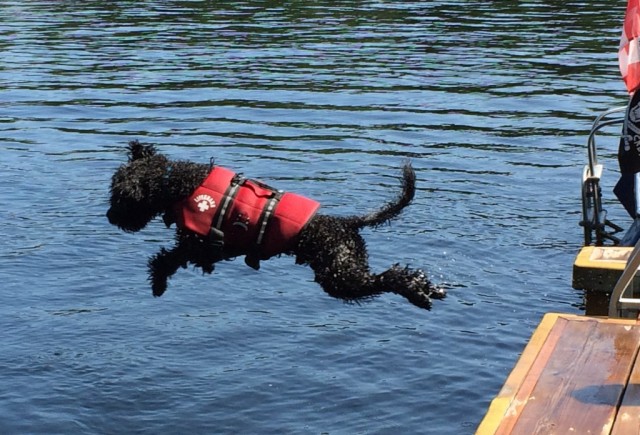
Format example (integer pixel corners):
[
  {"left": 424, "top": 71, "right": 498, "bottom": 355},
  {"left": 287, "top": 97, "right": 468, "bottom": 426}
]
[
  {"left": 175, "top": 166, "right": 320, "bottom": 259},
  {"left": 175, "top": 166, "right": 236, "bottom": 236},
  {"left": 620, "top": 0, "right": 640, "bottom": 93},
  {"left": 261, "top": 191, "right": 320, "bottom": 258},
  {"left": 217, "top": 179, "right": 278, "bottom": 256}
]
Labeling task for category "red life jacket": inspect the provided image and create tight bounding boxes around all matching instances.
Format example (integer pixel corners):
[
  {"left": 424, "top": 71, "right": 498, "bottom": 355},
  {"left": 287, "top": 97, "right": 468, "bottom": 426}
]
[{"left": 174, "top": 166, "right": 320, "bottom": 259}]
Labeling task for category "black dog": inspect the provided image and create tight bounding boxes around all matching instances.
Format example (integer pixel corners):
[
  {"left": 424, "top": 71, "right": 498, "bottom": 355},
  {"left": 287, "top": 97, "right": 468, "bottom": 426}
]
[{"left": 107, "top": 141, "right": 445, "bottom": 309}]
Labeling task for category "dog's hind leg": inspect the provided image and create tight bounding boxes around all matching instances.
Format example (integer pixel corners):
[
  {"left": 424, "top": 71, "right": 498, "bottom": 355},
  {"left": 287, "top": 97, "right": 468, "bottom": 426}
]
[
  {"left": 310, "top": 266, "right": 381, "bottom": 305},
  {"left": 298, "top": 234, "right": 444, "bottom": 309},
  {"left": 296, "top": 215, "right": 444, "bottom": 309},
  {"left": 296, "top": 222, "right": 383, "bottom": 304},
  {"left": 375, "top": 265, "right": 445, "bottom": 309},
  {"left": 310, "top": 260, "right": 443, "bottom": 310}
]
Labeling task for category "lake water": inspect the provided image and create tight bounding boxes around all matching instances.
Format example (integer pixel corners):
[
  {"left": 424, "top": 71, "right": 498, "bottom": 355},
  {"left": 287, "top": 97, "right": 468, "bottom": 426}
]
[{"left": 0, "top": 1, "right": 631, "bottom": 433}]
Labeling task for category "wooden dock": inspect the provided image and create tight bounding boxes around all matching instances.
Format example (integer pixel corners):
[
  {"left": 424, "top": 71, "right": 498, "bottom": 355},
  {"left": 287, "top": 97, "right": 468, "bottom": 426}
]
[
  {"left": 573, "top": 246, "right": 639, "bottom": 316},
  {"left": 477, "top": 313, "right": 640, "bottom": 434}
]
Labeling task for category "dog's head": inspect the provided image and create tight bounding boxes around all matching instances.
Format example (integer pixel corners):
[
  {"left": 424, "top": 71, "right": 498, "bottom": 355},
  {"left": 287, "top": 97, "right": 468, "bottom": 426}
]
[{"left": 107, "top": 141, "right": 171, "bottom": 232}]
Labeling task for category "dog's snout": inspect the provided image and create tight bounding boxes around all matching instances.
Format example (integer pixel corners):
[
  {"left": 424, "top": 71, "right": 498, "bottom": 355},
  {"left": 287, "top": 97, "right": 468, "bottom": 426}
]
[{"left": 106, "top": 208, "right": 116, "bottom": 224}]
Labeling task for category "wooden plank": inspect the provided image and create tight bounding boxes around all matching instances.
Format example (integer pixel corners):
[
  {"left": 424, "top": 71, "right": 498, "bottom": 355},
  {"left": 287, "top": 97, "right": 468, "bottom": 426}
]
[
  {"left": 612, "top": 339, "right": 640, "bottom": 435},
  {"left": 507, "top": 317, "right": 640, "bottom": 434},
  {"left": 492, "top": 315, "right": 570, "bottom": 435},
  {"left": 477, "top": 314, "right": 640, "bottom": 435},
  {"left": 476, "top": 313, "right": 564, "bottom": 435}
]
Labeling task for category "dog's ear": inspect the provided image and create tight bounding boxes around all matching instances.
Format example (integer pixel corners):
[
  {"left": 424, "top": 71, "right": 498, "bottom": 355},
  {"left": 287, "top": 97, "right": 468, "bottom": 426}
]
[{"left": 127, "top": 140, "right": 157, "bottom": 161}]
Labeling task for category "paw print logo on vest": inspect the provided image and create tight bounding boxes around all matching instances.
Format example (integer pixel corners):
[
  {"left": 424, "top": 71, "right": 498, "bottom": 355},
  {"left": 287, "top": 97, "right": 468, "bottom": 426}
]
[{"left": 193, "top": 194, "right": 216, "bottom": 212}]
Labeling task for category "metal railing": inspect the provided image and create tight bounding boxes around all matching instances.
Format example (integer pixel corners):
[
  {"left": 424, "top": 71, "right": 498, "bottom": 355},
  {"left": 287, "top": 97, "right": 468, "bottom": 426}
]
[
  {"left": 609, "top": 235, "right": 640, "bottom": 317},
  {"left": 580, "top": 107, "right": 627, "bottom": 246}
]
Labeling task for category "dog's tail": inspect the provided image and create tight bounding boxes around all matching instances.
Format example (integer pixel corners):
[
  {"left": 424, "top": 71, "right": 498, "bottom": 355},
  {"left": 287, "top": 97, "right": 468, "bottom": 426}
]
[{"left": 350, "top": 162, "right": 416, "bottom": 229}]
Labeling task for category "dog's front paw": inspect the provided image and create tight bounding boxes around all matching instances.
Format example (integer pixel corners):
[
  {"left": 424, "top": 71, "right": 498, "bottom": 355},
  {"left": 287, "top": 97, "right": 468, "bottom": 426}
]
[
  {"left": 151, "top": 276, "right": 168, "bottom": 297},
  {"left": 149, "top": 263, "right": 169, "bottom": 297},
  {"left": 244, "top": 255, "right": 260, "bottom": 270},
  {"left": 148, "top": 250, "right": 174, "bottom": 297}
]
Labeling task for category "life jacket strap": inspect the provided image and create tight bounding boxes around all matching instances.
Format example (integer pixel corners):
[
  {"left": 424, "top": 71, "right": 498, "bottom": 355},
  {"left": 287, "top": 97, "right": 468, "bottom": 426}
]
[
  {"left": 210, "top": 173, "right": 283, "bottom": 252},
  {"left": 212, "top": 174, "right": 245, "bottom": 231},
  {"left": 256, "top": 192, "right": 283, "bottom": 247}
]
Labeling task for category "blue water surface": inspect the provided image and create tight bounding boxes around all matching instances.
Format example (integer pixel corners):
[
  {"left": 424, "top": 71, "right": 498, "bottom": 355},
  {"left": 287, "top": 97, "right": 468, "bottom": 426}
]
[{"left": 0, "top": 1, "right": 629, "bottom": 433}]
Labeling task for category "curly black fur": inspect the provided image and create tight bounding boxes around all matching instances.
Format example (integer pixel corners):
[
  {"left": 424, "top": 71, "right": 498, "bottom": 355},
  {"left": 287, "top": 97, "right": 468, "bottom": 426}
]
[{"left": 107, "top": 141, "right": 445, "bottom": 310}]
